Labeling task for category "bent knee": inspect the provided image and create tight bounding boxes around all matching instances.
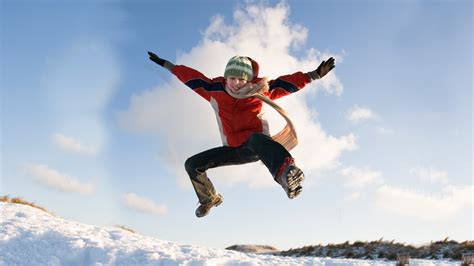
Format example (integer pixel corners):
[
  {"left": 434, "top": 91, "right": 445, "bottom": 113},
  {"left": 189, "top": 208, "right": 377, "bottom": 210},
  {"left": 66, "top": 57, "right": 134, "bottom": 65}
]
[{"left": 184, "top": 157, "right": 196, "bottom": 174}]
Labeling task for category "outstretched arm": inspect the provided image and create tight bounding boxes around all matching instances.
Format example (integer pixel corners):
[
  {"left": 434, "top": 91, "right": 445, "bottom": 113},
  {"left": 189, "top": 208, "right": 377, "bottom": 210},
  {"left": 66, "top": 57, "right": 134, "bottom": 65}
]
[
  {"left": 147, "top": 51, "right": 216, "bottom": 102},
  {"left": 306, "top": 57, "right": 335, "bottom": 80},
  {"left": 148, "top": 51, "right": 175, "bottom": 71},
  {"left": 267, "top": 57, "right": 336, "bottom": 100}
]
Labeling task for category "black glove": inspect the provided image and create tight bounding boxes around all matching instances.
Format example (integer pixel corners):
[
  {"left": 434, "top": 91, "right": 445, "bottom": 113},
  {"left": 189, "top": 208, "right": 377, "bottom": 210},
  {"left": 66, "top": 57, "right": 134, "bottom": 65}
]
[
  {"left": 307, "top": 57, "right": 335, "bottom": 80},
  {"left": 148, "top": 51, "right": 167, "bottom": 66},
  {"left": 148, "top": 51, "right": 175, "bottom": 71}
]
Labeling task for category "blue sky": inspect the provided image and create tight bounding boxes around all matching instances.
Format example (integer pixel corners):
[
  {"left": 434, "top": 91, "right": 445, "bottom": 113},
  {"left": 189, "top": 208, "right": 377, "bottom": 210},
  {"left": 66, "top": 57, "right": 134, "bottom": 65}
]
[{"left": 1, "top": 0, "right": 472, "bottom": 250}]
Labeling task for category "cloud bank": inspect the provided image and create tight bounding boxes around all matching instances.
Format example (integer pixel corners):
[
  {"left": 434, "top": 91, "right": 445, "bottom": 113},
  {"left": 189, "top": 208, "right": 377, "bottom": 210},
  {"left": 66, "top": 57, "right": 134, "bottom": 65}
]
[
  {"left": 53, "top": 133, "right": 98, "bottom": 156},
  {"left": 409, "top": 167, "right": 450, "bottom": 184},
  {"left": 374, "top": 185, "right": 473, "bottom": 220},
  {"left": 25, "top": 164, "right": 95, "bottom": 195},
  {"left": 122, "top": 193, "right": 167, "bottom": 215},
  {"left": 347, "top": 105, "right": 377, "bottom": 124},
  {"left": 340, "top": 166, "right": 383, "bottom": 188},
  {"left": 43, "top": 40, "right": 120, "bottom": 155}
]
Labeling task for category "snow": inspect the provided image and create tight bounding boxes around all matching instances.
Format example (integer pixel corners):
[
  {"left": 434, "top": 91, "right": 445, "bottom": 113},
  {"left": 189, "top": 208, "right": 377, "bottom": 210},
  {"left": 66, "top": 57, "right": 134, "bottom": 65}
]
[{"left": 0, "top": 202, "right": 458, "bottom": 265}]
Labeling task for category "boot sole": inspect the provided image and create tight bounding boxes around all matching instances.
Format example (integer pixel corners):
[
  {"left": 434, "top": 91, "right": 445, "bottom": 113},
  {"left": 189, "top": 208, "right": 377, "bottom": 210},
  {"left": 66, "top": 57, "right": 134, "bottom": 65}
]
[
  {"left": 285, "top": 168, "right": 304, "bottom": 199},
  {"left": 288, "top": 185, "right": 303, "bottom": 199},
  {"left": 286, "top": 168, "right": 305, "bottom": 191}
]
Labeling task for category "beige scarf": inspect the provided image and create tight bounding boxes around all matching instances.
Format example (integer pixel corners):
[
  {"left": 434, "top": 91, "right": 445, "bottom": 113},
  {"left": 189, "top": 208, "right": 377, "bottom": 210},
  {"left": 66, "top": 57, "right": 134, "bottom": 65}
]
[{"left": 225, "top": 77, "right": 298, "bottom": 151}]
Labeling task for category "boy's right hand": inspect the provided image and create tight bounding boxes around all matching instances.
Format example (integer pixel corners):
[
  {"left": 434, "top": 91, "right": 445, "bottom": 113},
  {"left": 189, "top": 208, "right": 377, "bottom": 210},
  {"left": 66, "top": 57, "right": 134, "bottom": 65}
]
[
  {"left": 148, "top": 51, "right": 166, "bottom": 67},
  {"left": 148, "top": 51, "right": 175, "bottom": 71}
]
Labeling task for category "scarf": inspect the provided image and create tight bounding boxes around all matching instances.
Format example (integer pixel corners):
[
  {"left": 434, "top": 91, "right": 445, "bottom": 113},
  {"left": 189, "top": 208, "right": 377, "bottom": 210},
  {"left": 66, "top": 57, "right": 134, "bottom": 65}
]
[{"left": 225, "top": 77, "right": 298, "bottom": 151}]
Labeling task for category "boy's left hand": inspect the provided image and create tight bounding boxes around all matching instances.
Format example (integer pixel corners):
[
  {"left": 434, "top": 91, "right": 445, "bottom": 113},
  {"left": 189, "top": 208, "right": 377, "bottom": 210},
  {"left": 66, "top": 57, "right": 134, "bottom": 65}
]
[{"left": 308, "top": 57, "right": 335, "bottom": 80}]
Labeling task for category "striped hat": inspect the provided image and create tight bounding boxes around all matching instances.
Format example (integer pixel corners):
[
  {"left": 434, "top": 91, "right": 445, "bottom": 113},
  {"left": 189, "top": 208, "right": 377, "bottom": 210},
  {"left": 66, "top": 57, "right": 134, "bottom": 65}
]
[{"left": 224, "top": 56, "right": 253, "bottom": 81}]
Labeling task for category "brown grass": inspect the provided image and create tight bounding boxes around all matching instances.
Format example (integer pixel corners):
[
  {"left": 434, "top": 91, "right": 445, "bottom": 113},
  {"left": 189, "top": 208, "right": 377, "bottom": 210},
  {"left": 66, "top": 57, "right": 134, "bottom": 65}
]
[
  {"left": 115, "top": 224, "right": 137, "bottom": 234},
  {"left": 279, "top": 239, "right": 471, "bottom": 261},
  {"left": 1, "top": 195, "right": 52, "bottom": 214}
]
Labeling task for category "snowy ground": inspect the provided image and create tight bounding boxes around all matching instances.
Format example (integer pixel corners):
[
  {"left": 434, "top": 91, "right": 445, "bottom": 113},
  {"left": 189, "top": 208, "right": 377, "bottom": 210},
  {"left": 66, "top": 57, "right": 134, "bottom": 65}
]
[{"left": 0, "top": 202, "right": 459, "bottom": 265}]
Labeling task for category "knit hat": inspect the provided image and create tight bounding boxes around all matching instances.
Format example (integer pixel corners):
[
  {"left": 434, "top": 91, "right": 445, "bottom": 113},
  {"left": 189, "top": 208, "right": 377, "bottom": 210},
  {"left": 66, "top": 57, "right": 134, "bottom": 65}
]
[{"left": 224, "top": 56, "right": 253, "bottom": 81}]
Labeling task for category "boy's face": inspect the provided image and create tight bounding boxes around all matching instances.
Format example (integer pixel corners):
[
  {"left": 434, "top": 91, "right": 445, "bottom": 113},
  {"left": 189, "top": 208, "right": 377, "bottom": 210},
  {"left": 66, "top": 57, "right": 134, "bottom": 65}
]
[{"left": 226, "top": 76, "right": 248, "bottom": 93}]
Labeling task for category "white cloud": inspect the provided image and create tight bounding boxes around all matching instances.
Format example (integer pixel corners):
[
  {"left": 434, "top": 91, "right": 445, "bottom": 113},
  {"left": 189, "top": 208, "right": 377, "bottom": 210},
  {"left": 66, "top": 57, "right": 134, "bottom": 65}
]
[
  {"left": 375, "top": 126, "right": 395, "bottom": 135},
  {"left": 409, "top": 167, "right": 450, "bottom": 184},
  {"left": 347, "top": 105, "right": 377, "bottom": 124},
  {"left": 25, "top": 164, "right": 95, "bottom": 195},
  {"left": 345, "top": 191, "right": 361, "bottom": 202},
  {"left": 122, "top": 193, "right": 167, "bottom": 215},
  {"left": 340, "top": 166, "right": 383, "bottom": 188},
  {"left": 119, "top": 3, "right": 353, "bottom": 189},
  {"left": 43, "top": 40, "right": 119, "bottom": 156},
  {"left": 374, "top": 185, "right": 473, "bottom": 220},
  {"left": 53, "top": 133, "right": 98, "bottom": 156}
]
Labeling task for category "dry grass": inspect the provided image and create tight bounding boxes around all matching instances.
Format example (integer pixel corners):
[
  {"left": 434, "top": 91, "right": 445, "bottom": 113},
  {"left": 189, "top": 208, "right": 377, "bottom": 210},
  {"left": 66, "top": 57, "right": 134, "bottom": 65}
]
[
  {"left": 279, "top": 239, "right": 472, "bottom": 261},
  {"left": 115, "top": 224, "right": 137, "bottom": 234},
  {"left": 1, "top": 195, "right": 52, "bottom": 214}
]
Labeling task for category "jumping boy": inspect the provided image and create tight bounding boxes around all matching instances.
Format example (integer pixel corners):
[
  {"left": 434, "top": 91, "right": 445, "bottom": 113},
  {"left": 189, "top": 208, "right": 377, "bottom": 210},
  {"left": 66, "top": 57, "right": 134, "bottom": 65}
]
[{"left": 148, "top": 52, "right": 335, "bottom": 217}]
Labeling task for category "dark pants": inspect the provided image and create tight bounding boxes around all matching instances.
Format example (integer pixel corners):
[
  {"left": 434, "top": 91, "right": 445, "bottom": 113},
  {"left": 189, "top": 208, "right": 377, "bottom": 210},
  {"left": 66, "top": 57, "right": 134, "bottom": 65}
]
[{"left": 184, "top": 132, "right": 291, "bottom": 204}]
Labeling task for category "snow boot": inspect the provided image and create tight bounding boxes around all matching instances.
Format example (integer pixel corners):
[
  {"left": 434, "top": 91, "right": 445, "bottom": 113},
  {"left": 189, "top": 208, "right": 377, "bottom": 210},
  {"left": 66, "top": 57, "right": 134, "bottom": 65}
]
[
  {"left": 195, "top": 193, "right": 223, "bottom": 218},
  {"left": 275, "top": 158, "right": 305, "bottom": 199}
]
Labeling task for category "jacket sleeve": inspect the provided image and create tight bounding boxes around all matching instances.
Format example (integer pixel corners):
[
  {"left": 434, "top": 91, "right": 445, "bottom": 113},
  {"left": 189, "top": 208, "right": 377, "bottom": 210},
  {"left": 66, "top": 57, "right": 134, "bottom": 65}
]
[
  {"left": 266, "top": 71, "right": 312, "bottom": 100},
  {"left": 171, "top": 65, "right": 215, "bottom": 102}
]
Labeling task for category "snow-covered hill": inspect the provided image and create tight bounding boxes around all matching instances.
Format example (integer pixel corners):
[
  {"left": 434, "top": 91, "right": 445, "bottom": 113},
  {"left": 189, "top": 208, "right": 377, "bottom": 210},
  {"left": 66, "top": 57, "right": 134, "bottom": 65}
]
[{"left": 0, "top": 202, "right": 459, "bottom": 265}]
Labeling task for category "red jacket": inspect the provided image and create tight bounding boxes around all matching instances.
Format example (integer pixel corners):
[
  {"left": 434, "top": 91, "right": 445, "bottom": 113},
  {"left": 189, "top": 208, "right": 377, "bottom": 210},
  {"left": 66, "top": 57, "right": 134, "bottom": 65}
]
[{"left": 171, "top": 64, "right": 312, "bottom": 147}]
